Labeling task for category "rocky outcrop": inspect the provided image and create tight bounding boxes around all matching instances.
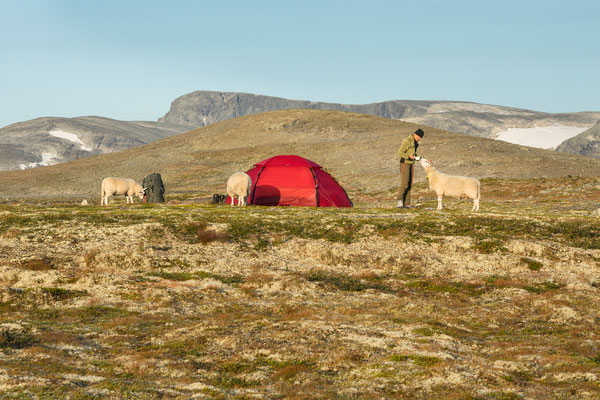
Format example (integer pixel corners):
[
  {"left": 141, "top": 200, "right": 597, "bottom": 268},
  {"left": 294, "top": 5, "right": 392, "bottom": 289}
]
[
  {"left": 158, "top": 91, "right": 432, "bottom": 128},
  {"left": 555, "top": 120, "right": 600, "bottom": 159}
]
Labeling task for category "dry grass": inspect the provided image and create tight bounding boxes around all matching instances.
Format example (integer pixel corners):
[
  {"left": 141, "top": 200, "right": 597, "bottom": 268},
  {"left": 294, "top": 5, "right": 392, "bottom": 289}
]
[
  {"left": 19, "top": 257, "right": 55, "bottom": 271},
  {"left": 177, "top": 220, "right": 230, "bottom": 244}
]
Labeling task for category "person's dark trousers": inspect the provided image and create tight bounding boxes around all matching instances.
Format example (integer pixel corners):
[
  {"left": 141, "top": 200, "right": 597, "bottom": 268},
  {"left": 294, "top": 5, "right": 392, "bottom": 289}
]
[{"left": 397, "top": 163, "right": 413, "bottom": 206}]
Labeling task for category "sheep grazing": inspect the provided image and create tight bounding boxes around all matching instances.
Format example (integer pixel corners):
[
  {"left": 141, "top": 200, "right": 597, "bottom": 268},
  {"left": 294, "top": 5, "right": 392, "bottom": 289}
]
[
  {"left": 100, "top": 177, "right": 146, "bottom": 206},
  {"left": 226, "top": 172, "right": 252, "bottom": 206},
  {"left": 419, "top": 159, "right": 481, "bottom": 212}
]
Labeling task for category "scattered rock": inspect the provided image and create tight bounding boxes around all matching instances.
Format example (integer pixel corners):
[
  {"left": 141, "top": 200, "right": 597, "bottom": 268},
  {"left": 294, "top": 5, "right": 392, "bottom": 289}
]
[
  {"left": 80, "top": 199, "right": 88, "bottom": 206},
  {"left": 592, "top": 208, "right": 600, "bottom": 217},
  {"left": 551, "top": 306, "right": 580, "bottom": 324}
]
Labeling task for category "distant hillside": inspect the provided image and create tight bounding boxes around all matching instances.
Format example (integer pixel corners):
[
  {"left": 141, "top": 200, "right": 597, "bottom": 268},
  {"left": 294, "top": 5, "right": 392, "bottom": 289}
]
[
  {"left": 556, "top": 120, "right": 600, "bottom": 158},
  {"left": 4, "top": 92, "right": 599, "bottom": 173},
  {"left": 0, "top": 116, "right": 189, "bottom": 171},
  {"left": 158, "top": 91, "right": 600, "bottom": 139},
  {"left": 1, "top": 109, "right": 599, "bottom": 200}
]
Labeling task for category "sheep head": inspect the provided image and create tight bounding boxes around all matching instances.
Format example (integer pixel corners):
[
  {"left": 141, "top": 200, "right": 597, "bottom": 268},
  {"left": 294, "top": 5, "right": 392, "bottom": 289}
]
[
  {"left": 419, "top": 158, "right": 433, "bottom": 168},
  {"left": 138, "top": 187, "right": 147, "bottom": 200}
]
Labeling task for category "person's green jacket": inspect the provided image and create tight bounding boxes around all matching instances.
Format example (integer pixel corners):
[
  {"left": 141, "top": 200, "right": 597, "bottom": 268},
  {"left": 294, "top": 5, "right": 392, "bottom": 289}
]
[{"left": 397, "top": 135, "right": 418, "bottom": 164}]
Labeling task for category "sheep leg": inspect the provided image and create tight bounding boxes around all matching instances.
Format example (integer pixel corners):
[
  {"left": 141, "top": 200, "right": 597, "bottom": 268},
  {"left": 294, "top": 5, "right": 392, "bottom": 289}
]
[
  {"left": 231, "top": 196, "right": 235, "bottom": 207},
  {"left": 437, "top": 196, "right": 443, "bottom": 211},
  {"left": 473, "top": 198, "right": 480, "bottom": 212}
]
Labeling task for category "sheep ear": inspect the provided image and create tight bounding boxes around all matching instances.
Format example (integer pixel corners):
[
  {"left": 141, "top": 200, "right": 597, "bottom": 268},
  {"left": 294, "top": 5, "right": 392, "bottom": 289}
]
[{"left": 142, "top": 187, "right": 148, "bottom": 191}]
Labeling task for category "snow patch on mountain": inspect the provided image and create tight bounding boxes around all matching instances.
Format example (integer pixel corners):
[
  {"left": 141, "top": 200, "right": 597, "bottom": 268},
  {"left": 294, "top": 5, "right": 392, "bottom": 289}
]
[
  {"left": 19, "top": 152, "right": 58, "bottom": 170},
  {"left": 496, "top": 125, "right": 589, "bottom": 150},
  {"left": 49, "top": 130, "right": 93, "bottom": 151}
]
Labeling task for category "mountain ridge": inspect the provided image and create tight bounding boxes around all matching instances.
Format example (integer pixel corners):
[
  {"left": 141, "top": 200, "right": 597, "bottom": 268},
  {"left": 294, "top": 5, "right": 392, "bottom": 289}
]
[
  {"left": 0, "top": 116, "right": 189, "bottom": 171},
  {"left": 158, "top": 90, "right": 600, "bottom": 139}
]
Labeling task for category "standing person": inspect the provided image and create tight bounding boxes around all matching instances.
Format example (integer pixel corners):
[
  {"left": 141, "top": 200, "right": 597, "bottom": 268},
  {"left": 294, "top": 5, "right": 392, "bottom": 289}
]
[{"left": 397, "top": 128, "right": 424, "bottom": 208}]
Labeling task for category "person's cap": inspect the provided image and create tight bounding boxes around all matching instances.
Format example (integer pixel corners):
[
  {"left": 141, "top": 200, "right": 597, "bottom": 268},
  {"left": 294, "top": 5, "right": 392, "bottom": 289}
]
[{"left": 414, "top": 129, "right": 424, "bottom": 138}]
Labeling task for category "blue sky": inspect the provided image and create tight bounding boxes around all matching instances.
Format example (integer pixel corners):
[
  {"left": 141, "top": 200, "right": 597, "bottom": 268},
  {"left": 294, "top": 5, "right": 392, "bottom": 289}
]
[{"left": 1, "top": 0, "right": 598, "bottom": 128}]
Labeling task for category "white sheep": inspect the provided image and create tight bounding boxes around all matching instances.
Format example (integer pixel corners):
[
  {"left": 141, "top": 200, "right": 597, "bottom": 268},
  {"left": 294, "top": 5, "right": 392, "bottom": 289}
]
[
  {"left": 226, "top": 172, "right": 252, "bottom": 206},
  {"left": 100, "top": 177, "right": 146, "bottom": 206},
  {"left": 419, "top": 159, "right": 480, "bottom": 212}
]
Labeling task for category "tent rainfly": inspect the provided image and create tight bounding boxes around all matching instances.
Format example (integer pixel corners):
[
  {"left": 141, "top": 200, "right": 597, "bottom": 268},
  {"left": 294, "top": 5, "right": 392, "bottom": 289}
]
[{"left": 228, "top": 155, "right": 352, "bottom": 207}]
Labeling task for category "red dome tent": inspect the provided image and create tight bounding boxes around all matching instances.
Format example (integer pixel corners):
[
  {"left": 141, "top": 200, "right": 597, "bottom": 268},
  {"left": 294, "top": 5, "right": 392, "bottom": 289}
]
[{"left": 229, "top": 155, "right": 352, "bottom": 207}]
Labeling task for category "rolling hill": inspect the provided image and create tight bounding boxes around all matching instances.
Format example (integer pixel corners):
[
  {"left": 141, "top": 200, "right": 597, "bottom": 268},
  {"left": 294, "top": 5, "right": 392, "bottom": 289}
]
[{"left": 0, "top": 109, "right": 598, "bottom": 200}]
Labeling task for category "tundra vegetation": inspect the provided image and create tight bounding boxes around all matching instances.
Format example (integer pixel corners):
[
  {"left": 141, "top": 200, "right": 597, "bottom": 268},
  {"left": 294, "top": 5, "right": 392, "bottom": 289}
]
[{"left": 0, "top": 176, "right": 600, "bottom": 399}]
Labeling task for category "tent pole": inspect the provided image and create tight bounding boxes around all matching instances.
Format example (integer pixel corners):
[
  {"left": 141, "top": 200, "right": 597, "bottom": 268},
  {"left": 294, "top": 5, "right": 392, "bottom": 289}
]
[{"left": 309, "top": 167, "right": 319, "bottom": 207}]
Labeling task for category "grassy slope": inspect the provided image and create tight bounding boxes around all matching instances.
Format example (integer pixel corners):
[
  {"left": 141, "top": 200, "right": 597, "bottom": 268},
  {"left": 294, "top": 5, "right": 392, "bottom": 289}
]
[{"left": 0, "top": 109, "right": 599, "bottom": 200}]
